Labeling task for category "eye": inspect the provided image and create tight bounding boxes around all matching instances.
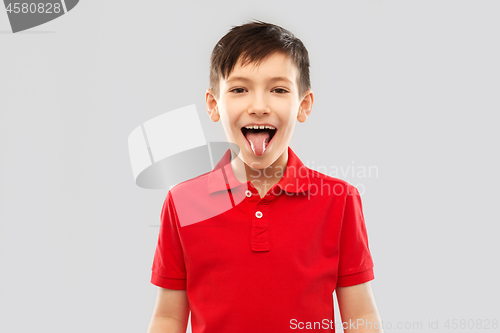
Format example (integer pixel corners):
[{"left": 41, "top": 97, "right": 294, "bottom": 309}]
[
  {"left": 230, "top": 88, "right": 246, "bottom": 93},
  {"left": 273, "top": 88, "right": 288, "bottom": 94}
]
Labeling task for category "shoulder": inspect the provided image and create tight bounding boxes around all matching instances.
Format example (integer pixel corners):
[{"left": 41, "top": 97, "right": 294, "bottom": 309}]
[
  {"left": 166, "top": 170, "right": 212, "bottom": 201},
  {"left": 306, "top": 167, "right": 358, "bottom": 196}
]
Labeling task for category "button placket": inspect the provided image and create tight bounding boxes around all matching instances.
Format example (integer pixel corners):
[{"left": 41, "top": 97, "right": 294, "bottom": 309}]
[{"left": 251, "top": 203, "right": 270, "bottom": 252}]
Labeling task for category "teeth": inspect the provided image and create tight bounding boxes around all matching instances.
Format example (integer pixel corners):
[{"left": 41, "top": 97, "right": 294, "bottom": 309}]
[{"left": 244, "top": 125, "right": 276, "bottom": 130}]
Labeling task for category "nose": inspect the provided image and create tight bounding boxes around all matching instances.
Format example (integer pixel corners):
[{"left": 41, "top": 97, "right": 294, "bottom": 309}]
[{"left": 247, "top": 93, "right": 270, "bottom": 116}]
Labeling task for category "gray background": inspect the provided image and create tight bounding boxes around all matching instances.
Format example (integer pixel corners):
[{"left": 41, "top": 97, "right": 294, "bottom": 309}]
[{"left": 1, "top": 1, "right": 499, "bottom": 332}]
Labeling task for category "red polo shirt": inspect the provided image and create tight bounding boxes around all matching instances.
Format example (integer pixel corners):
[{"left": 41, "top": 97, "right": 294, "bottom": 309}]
[{"left": 151, "top": 146, "right": 374, "bottom": 332}]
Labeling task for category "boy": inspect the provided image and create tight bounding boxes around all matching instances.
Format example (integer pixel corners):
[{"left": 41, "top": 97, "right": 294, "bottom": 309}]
[{"left": 147, "top": 21, "right": 383, "bottom": 333}]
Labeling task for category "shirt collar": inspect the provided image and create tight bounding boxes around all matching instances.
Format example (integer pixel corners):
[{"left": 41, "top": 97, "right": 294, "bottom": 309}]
[{"left": 207, "top": 146, "right": 311, "bottom": 195}]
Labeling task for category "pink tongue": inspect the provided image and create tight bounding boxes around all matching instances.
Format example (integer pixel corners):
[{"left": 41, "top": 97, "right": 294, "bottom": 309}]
[{"left": 245, "top": 130, "right": 271, "bottom": 156}]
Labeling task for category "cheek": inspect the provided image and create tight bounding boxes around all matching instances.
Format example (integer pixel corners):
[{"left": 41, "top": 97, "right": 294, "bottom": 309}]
[
  {"left": 269, "top": 97, "right": 295, "bottom": 111},
  {"left": 218, "top": 109, "right": 239, "bottom": 132},
  {"left": 225, "top": 98, "right": 240, "bottom": 110},
  {"left": 222, "top": 100, "right": 246, "bottom": 123},
  {"left": 274, "top": 102, "right": 298, "bottom": 122}
]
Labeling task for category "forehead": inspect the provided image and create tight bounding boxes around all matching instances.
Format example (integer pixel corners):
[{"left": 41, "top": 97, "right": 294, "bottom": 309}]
[{"left": 224, "top": 52, "right": 298, "bottom": 85}]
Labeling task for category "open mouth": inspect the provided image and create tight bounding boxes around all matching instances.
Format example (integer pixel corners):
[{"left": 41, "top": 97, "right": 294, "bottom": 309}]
[{"left": 241, "top": 126, "right": 277, "bottom": 156}]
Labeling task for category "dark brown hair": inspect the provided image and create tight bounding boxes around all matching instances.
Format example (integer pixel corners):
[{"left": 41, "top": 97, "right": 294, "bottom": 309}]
[{"left": 209, "top": 20, "right": 311, "bottom": 100}]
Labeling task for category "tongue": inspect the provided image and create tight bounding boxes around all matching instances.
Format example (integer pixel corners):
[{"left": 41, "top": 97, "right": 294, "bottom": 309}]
[{"left": 245, "top": 130, "right": 271, "bottom": 156}]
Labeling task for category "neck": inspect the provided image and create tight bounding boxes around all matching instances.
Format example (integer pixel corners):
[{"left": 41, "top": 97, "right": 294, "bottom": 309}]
[{"left": 230, "top": 148, "right": 289, "bottom": 188}]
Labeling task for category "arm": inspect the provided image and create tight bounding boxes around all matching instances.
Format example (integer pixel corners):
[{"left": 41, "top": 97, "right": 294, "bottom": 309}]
[
  {"left": 147, "top": 287, "right": 190, "bottom": 333},
  {"left": 336, "top": 282, "right": 383, "bottom": 333}
]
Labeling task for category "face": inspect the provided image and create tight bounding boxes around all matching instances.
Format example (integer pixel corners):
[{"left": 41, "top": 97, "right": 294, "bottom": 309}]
[{"left": 206, "top": 52, "right": 313, "bottom": 170}]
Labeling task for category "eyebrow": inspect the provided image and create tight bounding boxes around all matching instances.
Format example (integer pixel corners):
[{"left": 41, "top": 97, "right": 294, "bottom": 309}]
[{"left": 226, "top": 76, "right": 294, "bottom": 85}]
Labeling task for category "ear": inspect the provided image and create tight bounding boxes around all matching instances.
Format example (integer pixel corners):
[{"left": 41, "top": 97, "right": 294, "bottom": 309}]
[
  {"left": 206, "top": 89, "right": 220, "bottom": 122},
  {"left": 297, "top": 89, "right": 314, "bottom": 123}
]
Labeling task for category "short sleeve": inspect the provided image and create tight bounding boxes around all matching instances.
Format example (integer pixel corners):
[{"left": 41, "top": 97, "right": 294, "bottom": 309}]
[
  {"left": 151, "top": 191, "right": 187, "bottom": 290},
  {"left": 336, "top": 185, "right": 374, "bottom": 288}
]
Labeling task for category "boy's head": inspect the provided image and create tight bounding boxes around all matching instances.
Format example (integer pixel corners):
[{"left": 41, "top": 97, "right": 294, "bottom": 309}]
[
  {"left": 206, "top": 20, "right": 314, "bottom": 169},
  {"left": 208, "top": 20, "right": 311, "bottom": 101}
]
